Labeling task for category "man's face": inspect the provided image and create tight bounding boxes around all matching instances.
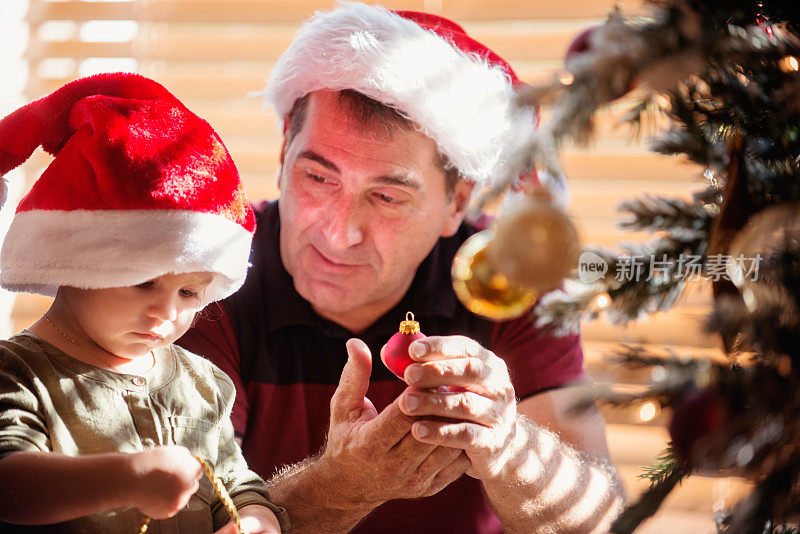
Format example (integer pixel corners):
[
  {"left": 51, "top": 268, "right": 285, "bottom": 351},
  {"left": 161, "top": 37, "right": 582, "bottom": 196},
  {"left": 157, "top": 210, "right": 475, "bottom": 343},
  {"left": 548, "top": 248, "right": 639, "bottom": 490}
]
[{"left": 278, "top": 90, "right": 472, "bottom": 330}]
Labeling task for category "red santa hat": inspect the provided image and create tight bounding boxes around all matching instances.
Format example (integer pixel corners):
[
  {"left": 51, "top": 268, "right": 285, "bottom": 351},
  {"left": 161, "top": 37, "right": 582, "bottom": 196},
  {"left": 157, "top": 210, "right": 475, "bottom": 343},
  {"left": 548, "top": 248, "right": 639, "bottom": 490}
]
[
  {"left": 0, "top": 72, "right": 255, "bottom": 303},
  {"left": 263, "top": 2, "right": 540, "bottom": 188}
]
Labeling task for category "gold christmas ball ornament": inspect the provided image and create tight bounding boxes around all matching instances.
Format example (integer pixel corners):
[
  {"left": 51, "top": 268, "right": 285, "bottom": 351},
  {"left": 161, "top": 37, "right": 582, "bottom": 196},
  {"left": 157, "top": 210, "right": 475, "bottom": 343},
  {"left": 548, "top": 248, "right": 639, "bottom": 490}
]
[
  {"left": 488, "top": 188, "right": 580, "bottom": 294},
  {"left": 452, "top": 229, "right": 538, "bottom": 320}
]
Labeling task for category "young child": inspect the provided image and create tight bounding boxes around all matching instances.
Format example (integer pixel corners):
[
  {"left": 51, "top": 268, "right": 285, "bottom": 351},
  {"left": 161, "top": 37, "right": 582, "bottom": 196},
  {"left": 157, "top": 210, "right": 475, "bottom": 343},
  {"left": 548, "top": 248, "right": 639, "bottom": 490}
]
[{"left": 0, "top": 73, "right": 288, "bottom": 533}]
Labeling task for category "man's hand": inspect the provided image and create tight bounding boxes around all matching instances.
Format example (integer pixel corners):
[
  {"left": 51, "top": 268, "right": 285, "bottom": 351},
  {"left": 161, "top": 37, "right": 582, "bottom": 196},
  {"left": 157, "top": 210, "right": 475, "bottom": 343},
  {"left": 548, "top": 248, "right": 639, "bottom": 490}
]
[
  {"left": 127, "top": 445, "right": 204, "bottom": 519},
  {"left": 398, "top": 335, "right": 520, "bottom": 480},
  {"left": 398, "top": 335, "right": 626, "bottom": 533},
  {"left": 316, "top": 338, "right": 470, "bottom": 507}
]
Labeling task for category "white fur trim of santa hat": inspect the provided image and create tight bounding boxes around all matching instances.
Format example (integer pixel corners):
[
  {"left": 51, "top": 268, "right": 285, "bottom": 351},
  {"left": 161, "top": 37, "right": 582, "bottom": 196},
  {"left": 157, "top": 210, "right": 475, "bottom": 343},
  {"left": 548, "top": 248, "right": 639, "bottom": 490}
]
[
  {"left": 263, "top": 1, "right": 537, "bottom": 187},
  {"left": 0, "top": 209, "right": 253, "bottom": 304}
]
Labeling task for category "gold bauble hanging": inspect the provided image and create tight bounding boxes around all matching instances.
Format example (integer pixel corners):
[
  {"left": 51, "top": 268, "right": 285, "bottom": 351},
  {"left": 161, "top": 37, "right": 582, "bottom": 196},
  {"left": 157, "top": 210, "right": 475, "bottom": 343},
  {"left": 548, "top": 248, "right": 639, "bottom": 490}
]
[
  {"left": 452, "top": 229, "right": 538, "bottom": 320},
  {"left": 488, "top": 187, "right": 580, "bottom": 294}
]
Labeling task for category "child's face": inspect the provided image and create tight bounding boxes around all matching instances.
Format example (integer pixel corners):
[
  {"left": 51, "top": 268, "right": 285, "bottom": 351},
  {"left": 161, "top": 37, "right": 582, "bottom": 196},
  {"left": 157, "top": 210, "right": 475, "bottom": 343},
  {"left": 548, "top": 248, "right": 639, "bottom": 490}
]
[{"left": 62, "top": 272, "right": 214, "bottom": 358}]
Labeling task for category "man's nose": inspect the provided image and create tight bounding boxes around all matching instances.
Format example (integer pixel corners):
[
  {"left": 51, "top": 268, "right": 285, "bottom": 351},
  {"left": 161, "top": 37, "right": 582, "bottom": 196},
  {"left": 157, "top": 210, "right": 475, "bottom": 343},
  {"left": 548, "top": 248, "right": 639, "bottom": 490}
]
[{"left": 323, "top": 196, "right": 364, "bottom": 249}]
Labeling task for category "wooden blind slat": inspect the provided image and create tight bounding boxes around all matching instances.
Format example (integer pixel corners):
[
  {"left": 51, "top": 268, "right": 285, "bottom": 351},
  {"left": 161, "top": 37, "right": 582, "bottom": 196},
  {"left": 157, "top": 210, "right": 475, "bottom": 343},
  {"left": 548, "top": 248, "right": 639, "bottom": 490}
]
[
  {"left": 29, "top": 1, "right": 425, "bottom": 24},
  {"left": 26, "top": 27, "right": 583, "bottom": 62},
  {"left": 439, "top": 0, "right": 645, "bottom": 20},
  {"left": 25, "top": 59, "right": 566, "bottom": 99},
  {"left": 28, "top": 0, "right": 641, "bottom": 25},
  {"left": 580, "top": 304, "right": 721, "bottom": 349},
  {"left": 27, "top": 40, "right": 133, "bottom": 60}
]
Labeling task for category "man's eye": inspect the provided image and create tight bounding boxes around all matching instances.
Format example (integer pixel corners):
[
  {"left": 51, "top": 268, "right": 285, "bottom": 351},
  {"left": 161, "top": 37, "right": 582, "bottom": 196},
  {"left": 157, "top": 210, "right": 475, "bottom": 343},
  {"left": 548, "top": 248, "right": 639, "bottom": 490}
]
[
  {"left": 375, "top": 192, "right": 402, "bottom": 205},
  {"left": 306, "top": 171, "right": 328, "bottom": 184},
  {"left": 179, "top": 289, "right": 199, "bottom": 299}
]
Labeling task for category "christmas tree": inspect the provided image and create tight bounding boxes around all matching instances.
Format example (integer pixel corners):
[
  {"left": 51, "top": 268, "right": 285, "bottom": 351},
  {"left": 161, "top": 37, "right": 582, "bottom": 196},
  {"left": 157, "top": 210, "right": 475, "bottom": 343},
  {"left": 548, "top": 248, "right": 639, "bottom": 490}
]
[{"left": 455, "top": 1, "right": 800, "bottom": 532}]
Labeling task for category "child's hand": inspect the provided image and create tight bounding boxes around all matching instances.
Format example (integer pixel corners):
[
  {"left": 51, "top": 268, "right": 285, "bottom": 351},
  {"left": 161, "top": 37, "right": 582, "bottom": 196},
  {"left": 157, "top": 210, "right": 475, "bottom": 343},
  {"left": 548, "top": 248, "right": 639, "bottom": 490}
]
[
  {"left": 127, "top": 445, "right": 204, "bottom": 519},
  {"left": 213, "top": 504, "right": 282, "bottom": 534}
]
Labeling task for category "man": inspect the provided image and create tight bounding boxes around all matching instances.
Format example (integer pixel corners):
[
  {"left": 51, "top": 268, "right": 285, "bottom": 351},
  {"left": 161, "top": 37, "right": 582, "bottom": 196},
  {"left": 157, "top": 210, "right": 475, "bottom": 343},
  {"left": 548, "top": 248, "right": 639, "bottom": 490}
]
[{"left": 180, "top": 4, "right": 624, "bottom": 533}]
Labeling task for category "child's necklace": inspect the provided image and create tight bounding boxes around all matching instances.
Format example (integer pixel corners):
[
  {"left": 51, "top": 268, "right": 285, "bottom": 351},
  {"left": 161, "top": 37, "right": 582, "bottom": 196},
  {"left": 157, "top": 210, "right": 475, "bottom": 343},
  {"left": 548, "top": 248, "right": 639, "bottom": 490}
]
[{"left": 42, "top": 314, "right": 153, "bottom": 372}]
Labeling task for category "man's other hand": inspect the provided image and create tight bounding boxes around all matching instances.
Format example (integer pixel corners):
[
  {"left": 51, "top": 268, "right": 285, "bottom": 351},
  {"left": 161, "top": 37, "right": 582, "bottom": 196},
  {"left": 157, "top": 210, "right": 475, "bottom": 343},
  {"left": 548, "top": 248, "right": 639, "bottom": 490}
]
[
  {"left": 399, "top": 336, "right": 521, "bottom": 480},
  {"left": 317, "top": 338, "right": 470, "bottom": 507}
]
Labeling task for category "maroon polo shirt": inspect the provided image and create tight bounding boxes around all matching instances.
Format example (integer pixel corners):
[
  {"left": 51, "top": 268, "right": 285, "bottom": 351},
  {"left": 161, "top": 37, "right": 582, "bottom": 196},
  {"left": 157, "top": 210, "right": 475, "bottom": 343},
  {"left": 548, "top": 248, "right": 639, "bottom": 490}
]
[{"left": 178, "top": 200, "right": 586, "bottom": 534}]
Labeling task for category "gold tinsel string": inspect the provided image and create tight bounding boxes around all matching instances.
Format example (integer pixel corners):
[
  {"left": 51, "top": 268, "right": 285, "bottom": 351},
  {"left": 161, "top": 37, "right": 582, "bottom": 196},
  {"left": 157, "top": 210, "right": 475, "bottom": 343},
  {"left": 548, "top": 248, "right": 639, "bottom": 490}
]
[{"left": 137, "top": 457, "right": 244, "bottom": 533}]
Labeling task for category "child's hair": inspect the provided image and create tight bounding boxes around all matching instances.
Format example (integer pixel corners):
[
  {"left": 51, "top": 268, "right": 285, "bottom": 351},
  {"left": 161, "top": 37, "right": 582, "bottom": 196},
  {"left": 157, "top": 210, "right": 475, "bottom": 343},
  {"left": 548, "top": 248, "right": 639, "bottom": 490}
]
[{"left": 0, "top": 73, "right": 255, "bottom": 304}]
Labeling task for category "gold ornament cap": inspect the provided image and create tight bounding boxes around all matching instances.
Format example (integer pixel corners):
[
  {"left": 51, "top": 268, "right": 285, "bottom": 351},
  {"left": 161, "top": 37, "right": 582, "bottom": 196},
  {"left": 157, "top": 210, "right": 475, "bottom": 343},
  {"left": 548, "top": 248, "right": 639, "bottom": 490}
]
[{"left": 398, "top": 311, "right": 421, "bottom": 334}]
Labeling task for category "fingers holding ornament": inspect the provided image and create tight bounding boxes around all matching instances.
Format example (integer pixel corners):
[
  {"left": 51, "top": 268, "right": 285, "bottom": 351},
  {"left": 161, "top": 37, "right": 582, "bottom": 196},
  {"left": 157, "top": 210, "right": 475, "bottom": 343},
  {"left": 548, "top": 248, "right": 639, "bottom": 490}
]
[
  {"left": 408, "top": 335, "right": 494, "bottom": 363},
  {"left": 397, "top": 336, "right": 519, "bottom": 479},
  {"left": 400, "top": 388, "right": 504, "bottom": 428},
  {"left": 404, "top": 335, "right": 513, "bottom": 397},
  {"left": 410, "top": 418, "right": 518, "bottom": 480}
]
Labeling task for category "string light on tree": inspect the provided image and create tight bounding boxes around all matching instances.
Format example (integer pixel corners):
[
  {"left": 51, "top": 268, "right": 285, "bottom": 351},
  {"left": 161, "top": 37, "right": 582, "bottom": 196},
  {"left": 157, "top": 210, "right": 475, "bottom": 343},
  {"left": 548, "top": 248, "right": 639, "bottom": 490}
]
[
  {"left": 779, "top": 55, "right": 799, "bottom": 72},
  {"left": 638, "top": 400, "right": 660, "bottom": 423}
]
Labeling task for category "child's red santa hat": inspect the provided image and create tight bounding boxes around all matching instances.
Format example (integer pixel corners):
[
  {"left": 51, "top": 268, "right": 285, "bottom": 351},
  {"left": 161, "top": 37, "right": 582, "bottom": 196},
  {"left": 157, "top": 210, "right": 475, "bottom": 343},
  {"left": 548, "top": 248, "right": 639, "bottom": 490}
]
[
  {"left": 0, "top": 72, "right": 255, "bottom": 303},
  {"left": 263, "top": 2, "right": 543, "bottom": 189}
]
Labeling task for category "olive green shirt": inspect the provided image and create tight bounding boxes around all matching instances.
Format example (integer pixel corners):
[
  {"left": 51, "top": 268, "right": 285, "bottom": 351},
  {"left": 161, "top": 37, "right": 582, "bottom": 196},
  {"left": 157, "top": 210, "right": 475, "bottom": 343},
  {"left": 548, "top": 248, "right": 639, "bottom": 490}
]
[{"left": 0, "top": 331, "right": 289, "bottom": 533}]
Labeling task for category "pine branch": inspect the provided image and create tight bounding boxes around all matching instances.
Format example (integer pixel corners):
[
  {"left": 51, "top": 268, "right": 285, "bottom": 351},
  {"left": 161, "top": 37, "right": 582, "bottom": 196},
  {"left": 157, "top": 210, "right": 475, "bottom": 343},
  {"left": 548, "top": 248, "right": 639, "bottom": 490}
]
[
  {"left": 650, "top": 92, "right": 728, "bottom": 169},
  {"left": 566, "top": 346, "right": 720, "bottom": 415},
  {"left": 604, "top": 239, "right": 698, "bottom": 323},
  {"left": 763, "top": 523, "right": 800, "bottom": 534},
  {"left": 639, "top": 446, "right": 683, "bottom": 490},
  {"left": 621, "top": 96, "right": 665, "bottom": 142},
  {"left": 610, "top": 462, "right": 690, "bottom": 534},
  {"left": 534, "top": 229, "right": 707, "bottom": 333},
  {"left": 617, "top": 193, "right": 714, "bottom": 233}
]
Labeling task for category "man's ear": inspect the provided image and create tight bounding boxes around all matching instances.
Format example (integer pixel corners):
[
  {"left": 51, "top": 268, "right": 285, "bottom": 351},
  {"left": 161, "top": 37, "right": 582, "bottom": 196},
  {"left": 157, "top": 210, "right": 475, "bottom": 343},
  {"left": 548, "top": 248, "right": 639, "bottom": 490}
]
[{"left": 440, "top": 178, "right": 475, "bottom": 238}]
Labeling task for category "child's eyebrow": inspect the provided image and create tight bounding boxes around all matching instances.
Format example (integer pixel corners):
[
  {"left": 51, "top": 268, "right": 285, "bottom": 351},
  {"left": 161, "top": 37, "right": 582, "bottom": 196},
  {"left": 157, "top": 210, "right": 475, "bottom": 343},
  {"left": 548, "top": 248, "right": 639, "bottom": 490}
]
[{"left": 186, "top": 274, "right": 214, "bottom": 286}]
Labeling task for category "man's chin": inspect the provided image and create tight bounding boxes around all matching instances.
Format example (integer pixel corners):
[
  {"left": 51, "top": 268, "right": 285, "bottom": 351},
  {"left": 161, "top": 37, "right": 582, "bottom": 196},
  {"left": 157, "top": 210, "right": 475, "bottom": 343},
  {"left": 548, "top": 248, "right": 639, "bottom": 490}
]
[{"left": 296, "top": 280, "right": 366, "bottom": 315}]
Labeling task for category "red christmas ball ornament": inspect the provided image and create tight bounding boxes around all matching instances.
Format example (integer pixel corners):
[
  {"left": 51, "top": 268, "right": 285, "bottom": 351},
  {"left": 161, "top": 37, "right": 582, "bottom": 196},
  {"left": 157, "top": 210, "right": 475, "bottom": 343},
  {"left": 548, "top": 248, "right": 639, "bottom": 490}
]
[
  {"left": 564, "top": 24, "right": 638, "bottom": 100},
  {"left": 565, "top": 25, "right": 598, "bottom": 64},
  {"left": 668, "top": 387, "right": 732, "bottom": 465},
  {"left": 381, "top": 312, "right": 426, "bottom": 381}
]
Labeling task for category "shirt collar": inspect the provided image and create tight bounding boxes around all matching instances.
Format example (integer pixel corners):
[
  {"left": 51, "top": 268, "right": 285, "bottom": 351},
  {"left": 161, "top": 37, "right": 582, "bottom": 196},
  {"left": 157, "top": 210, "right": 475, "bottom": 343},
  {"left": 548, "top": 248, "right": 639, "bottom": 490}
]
[{"left": 22, "top": 330, "right": 177, "bottom": 391}]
